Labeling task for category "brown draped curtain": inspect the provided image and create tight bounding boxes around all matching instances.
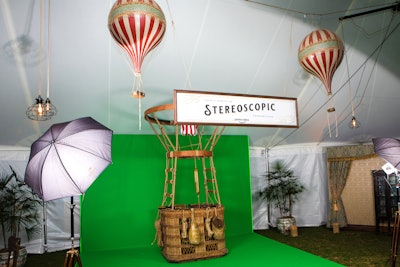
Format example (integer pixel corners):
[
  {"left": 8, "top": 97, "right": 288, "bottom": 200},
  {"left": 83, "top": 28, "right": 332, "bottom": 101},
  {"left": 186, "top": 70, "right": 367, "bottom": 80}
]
[{"left": 326, "top": 145, "right": 376, "bottom": 228}]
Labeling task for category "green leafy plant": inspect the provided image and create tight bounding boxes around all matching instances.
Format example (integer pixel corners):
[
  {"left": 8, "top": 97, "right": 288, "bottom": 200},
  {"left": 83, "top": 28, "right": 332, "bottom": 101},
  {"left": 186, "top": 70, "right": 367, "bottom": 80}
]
[
  {"left": 0, "top": 165, "right": 41, "bottom": 251},
  {"left": 259, "top": 160, "right": 305, "bottom": 218}
]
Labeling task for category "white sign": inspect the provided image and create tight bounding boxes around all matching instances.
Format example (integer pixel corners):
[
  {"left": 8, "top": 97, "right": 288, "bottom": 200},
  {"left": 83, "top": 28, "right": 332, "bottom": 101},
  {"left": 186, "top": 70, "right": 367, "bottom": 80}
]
[
  {"left": 382, "top": 162, "right": 397, "bottom": 175},
  {"left": 174, "top": 90, "right": 298, "bottom": 127}
]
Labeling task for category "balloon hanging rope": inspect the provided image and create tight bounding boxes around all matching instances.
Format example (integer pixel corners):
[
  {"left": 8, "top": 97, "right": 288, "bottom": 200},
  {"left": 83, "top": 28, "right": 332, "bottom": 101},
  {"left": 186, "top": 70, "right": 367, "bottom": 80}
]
[
  {"left": 326, "top": 95, "right": 338, "bottom": 138},
  {"left": 139, "top": 97, "right": 142, "bottom": 130},
  {"left": 132, "top": 73, "right": 144, "bottom": 130}
]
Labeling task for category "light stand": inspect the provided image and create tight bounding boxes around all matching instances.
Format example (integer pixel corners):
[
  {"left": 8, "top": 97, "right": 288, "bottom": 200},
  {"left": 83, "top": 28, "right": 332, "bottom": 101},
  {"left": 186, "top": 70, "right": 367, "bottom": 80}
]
[
  {"left": 391, "top": 211, "right": 400, "bottom": 267},
  {"left": 63, "top": 197, "right": 82, "bottom": 267}
]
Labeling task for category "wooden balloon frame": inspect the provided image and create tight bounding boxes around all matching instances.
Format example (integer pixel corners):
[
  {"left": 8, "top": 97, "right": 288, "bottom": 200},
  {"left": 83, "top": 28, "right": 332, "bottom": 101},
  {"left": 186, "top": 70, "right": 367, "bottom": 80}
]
[
  {"left": 144, "top": 103, "right": 228, "bottom": 262},
  {"left": 144, "top": 103, "right": 226, "bottom": 207}
]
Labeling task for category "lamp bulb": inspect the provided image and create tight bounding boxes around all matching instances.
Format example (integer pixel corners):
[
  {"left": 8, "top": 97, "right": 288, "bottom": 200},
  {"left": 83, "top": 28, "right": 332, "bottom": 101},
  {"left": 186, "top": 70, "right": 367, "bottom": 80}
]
[{"left": 349, "top": 116, "right": 360, "bottom": 129}]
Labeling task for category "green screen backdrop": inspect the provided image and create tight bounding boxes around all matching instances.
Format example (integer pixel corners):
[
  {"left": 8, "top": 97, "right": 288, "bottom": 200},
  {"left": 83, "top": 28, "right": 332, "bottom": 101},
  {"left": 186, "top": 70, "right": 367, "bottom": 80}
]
[{"left": 81, "top": 134, "right": 253, "bottom": 252}]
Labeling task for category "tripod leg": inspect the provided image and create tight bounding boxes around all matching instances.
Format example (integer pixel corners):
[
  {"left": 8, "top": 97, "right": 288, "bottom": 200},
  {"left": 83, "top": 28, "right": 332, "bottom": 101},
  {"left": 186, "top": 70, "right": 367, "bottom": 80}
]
[
  {"left": 74, "top": 250, "right": 83, "bottom": 267},
  {"left": 63, "top": 250, "right": 72, "bottom": 267},
  {"left": 64, "top": 249, "right": 83, "bottom": 267}
]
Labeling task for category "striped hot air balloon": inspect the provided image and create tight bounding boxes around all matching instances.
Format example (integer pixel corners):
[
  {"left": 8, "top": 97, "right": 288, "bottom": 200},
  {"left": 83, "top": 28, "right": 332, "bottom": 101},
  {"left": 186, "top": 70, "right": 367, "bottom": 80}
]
[
  {"left": 180, "top": 125, "right": 198, "bottom": 136},
  {"left": 108, "top": 0, "right": 166, "bottom": 98},
  {"left": 298, "top": 29, "right": 344, "bottom": 97}
]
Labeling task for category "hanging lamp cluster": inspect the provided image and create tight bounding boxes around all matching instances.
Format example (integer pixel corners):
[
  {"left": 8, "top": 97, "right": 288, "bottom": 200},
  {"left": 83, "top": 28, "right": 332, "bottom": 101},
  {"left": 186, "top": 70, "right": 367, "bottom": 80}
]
[
  {"left": 26, "top": 95, "right": 56, "bottom": 121},
  {"left": 26, "top": 0, "right": 56, "bottom": 121}
]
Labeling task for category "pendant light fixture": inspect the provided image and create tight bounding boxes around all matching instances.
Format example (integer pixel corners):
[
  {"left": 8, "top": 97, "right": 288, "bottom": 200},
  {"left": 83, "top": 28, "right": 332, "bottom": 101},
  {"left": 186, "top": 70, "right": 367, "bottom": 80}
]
[
  {"left": 26, "top": 0, "right": 56, "bottom": 121},
  {"left": 339, "top": 21, "right": 360, "bottom": 129},
  {"left": 349, "top": 116, "right": 361, "bottom": 129}
]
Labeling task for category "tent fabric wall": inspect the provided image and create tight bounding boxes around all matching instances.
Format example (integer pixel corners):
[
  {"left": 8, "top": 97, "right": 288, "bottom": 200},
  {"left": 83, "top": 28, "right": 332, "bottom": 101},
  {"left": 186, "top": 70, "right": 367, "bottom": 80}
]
[
  {"left": 250, "top": 145, "right": 328, "bottom": 229},
  {"left": 0, "top": 146, "right": 79, "bottom": 253},
  {"left": 250, "top": 147, "right": 269, "bottom": 229}
]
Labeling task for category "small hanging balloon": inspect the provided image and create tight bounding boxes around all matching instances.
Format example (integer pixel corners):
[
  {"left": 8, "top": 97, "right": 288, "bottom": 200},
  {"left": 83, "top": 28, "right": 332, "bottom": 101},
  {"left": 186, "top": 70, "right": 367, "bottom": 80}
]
[
  {"left": 298, "top": 29, "right": 344, "bottom": 112},
  {"left": 108, "top": 0, "right": 166, "bottom": 98}
]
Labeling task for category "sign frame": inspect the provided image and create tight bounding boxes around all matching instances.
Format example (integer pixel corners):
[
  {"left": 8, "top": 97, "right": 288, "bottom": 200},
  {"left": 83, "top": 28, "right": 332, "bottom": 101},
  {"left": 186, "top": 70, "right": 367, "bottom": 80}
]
[{"left": 174, "top": 89, "right": 298, "bottom": 128}]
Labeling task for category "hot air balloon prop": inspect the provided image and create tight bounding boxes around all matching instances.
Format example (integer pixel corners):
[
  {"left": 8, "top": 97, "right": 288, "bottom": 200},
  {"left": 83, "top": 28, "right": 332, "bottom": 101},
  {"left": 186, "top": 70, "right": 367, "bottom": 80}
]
[
  {"left": 298, "top": 29, "right": 344, "bottom": 110},
  {"left": 298, "top": 29, "right": 344, "bottom": 136},
  {"left": 108, "top": 0, "right": 166, "bottom": 99}
]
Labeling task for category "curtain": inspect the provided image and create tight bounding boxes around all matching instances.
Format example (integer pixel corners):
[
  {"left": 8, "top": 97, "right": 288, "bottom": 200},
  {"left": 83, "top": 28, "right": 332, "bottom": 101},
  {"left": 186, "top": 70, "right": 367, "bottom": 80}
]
[
  {"left": 327, "top": 160, "right": 350, "bottom": 227},
  {"left": 326, "top": 145, "right": 376, "bottom": 228}
]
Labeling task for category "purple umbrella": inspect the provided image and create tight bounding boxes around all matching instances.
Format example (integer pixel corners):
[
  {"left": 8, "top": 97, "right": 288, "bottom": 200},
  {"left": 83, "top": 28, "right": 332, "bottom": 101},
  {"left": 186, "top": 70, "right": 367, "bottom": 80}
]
[
  {"left": 372, "top": 138, "right": 400, "bottom": 169},
  {"left": 25, "top": 117, "right": 113, "bottom": 201}
]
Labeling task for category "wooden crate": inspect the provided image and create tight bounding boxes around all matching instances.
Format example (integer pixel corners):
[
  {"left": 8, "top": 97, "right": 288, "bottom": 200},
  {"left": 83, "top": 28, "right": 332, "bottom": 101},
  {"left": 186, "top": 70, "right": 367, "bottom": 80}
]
[{"left": 159, "top": 205, "right": 228, "bottom": 262}]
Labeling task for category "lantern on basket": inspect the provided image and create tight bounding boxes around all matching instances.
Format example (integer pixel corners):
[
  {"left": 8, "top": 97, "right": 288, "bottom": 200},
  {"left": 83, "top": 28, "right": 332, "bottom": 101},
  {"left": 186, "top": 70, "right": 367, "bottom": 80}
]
[
  {"left": 108, "top": 0, "right": 166, "bottom": 99},
  {"left": 298, "top": 29, "right": 344, "bottom": 112}
]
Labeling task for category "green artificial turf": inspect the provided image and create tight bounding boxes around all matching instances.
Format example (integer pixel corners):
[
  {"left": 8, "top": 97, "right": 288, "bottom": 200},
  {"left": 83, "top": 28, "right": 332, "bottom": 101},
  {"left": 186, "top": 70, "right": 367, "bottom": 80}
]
[
  {"left": 255, "top": 227, "right": 394, "bottom": 267},
  {"left": 24, "top": 233, "right": 341, "bottom": 267},
  {"left": 25, "top": 227, "right": 395, "bottom": 266},
  {"left": 80, "top": 233, "right": 341, "bottom": 267}
]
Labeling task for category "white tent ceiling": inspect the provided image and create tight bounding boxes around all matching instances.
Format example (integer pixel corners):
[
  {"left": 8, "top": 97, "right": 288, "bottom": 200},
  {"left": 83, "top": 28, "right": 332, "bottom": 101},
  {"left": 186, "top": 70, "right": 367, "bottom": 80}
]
[{"left": 1, "top": 0, "right": 399, "bottom": 148}]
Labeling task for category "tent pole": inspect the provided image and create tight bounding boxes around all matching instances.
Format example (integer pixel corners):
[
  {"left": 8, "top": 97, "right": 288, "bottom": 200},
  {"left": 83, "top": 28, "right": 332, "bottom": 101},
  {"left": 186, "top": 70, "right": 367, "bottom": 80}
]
[{"left": 339, "top": 2, "right": 400, "bottom": 21}]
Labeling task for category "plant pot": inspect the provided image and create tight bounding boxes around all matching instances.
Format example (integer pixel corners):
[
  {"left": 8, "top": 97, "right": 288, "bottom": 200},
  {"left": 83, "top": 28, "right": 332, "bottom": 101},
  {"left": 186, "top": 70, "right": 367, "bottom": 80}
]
[
  {"left": 0, "top": 247, "right": 28, "bottom": 267},
  {"left": 290, "top": 225, "right": 298, "bottom": 237},
  {"left": 277, "top": 217, "right": 296, "bottom": 235}
]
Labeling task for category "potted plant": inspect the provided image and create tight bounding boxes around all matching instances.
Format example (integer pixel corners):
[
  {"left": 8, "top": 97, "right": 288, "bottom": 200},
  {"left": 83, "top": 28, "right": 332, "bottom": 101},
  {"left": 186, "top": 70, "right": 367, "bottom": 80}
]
[
  {"left": 259, "top": 160, "right": 305, "bottom": 234},
  {"left": 0, "top": 166, "right": 41, "bottom": 267}
]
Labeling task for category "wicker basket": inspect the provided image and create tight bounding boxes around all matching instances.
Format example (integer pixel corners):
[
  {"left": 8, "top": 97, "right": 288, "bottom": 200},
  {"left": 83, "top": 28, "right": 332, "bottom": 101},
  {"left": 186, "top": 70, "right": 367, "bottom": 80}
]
[{"left": 159, "top": 204, "right": 228, "bottom": 262}]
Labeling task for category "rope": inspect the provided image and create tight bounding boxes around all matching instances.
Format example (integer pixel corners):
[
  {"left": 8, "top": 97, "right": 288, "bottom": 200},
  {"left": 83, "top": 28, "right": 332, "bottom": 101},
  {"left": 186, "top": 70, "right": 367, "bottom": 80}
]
[
  {"left": 46, "top": 0, "right": 51, "bottom": 99},
  {"left": 38, "top": 0, "right": 43, "bottom": 96},
  {"left": 132, "top": 73, "right": 143, "bottom": 130},
  {"left": 151, "top": 210, "right": 162, "bottom": 246}
]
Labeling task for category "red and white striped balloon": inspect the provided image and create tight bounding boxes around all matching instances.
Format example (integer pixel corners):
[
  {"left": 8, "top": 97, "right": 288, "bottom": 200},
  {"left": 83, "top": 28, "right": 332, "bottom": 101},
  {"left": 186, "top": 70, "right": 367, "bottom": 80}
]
[
  {"left": 180, "top": 125, "right": 198, "bottom": 136},
  {"left": 298, "top": 29, "right": 344, "bottom": 96},
  {"left": 108, "top": 0, "right": 166, "bottom": 97}
]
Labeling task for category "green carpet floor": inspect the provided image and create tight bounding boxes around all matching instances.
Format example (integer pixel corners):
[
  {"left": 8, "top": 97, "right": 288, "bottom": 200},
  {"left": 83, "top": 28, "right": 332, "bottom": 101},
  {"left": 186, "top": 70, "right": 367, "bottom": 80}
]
[{"left": 80, "top": 233, "right": 342, "bottom": 267}]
